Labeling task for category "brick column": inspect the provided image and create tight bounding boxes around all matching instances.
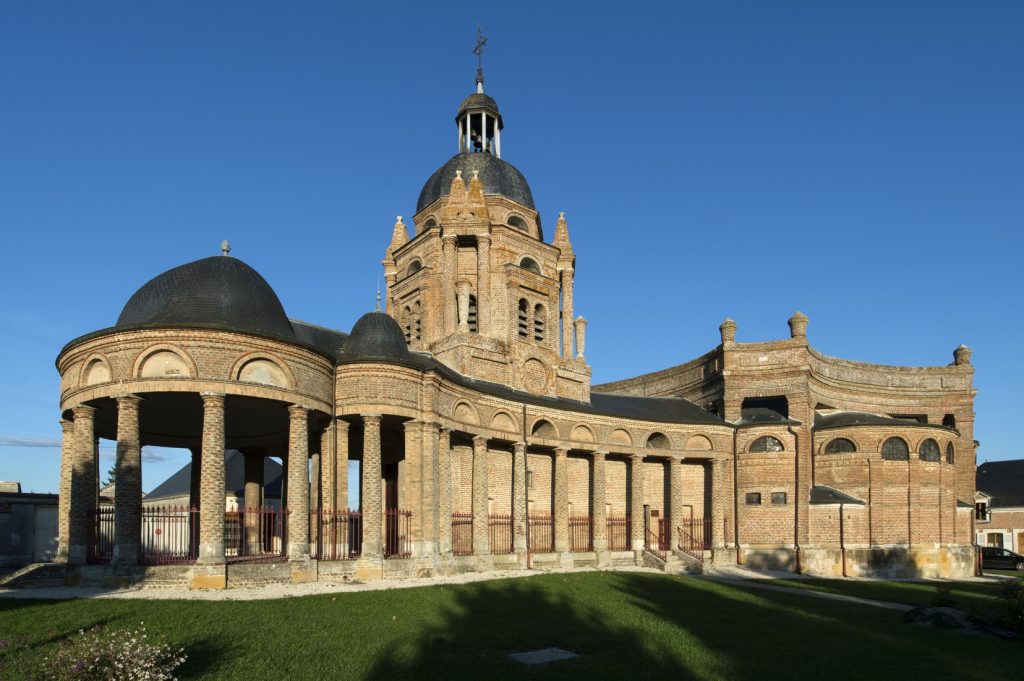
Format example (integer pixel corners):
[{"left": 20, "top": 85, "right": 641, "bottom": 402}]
[
  {"left": 320, "top": 422, "right": 335, "bottom": 511},
  {"left": 420, "top": 422, "right": 439, "bottom": 554},
  {"left": 477, "top": 233, "right": 491, "bottom": 336},
  {"left": 113, "top": 395, "right": 142, "bottom": 567},
  {"left": 336, "top": 420, "right": 349, "bottom": 510},
  {"left": 403, "top": 420, "right": 424, "bottom": 553},
  {"left": 438, "top": 427, "right": 452, "bottom": 555},
  {"left": 668, "top": 455, "right": 683, "bottom": 552},
  {"left": 629, "top": 453, "right": 645, "bottom": 551},
  {"left": 560, "top": 267, "right": 574, "bottom": 358},
  {"left": 287, "top": 405, "right": 310, "bottom": 560},
  {"left": 592, "top": 451, "right": 608, "bottom": 551},
  {"left": 472, "top": 435, "right": 490, "bottom": 555},
  {"left": 56, "top": 419, "right": 74, "bottom": 563},
  {"left": 68, "top": 406, "right": 95, "bottom": 565},
  {"left": 243, "top": 450, "right": 263, "bottom": 552},
  {"left": 442, "top": 233, "right": 457, "bottom": 332},
  {"left": 554, "top": 447, "right": 570, "bottom": 553},
  {"left": 361, "top": 415, "right": 383, "bottom": 558},
  {"left": 513, "top": 442, "right": 528, "bottom": 554},
  {"left": 198, "top": 393, "right": 225, "bottom": 565},
  {"left": 710, "top": 459, "right": 725, "bottom": 549}
]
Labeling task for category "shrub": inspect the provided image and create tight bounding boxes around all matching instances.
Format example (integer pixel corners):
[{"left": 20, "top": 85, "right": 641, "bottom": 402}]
[
  {"left": 933, "top": 583, "right": 957, "bottom": 608},
  {"left": 35, "top": 623, "right": 186, "bottom": 681},
  {"left": 997, "top": 577, "right": 1024, "bottom": 636}
]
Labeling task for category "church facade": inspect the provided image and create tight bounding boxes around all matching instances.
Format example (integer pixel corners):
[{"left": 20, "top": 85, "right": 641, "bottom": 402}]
[{"left": 54, "top": 77, "right": 978, "bottom": 588}]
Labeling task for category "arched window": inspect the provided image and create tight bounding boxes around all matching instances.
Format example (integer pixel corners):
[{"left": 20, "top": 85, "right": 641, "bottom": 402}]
[
  {"left": 532, "top": 420, "right": 557, "bottom": 438},
  {"left": 946, "top": 442, "right": 955, "bottom": 464},
  {"left": 825, "top": 438, "right": 856, "bottom": 454},
  {"left": 749, "top": 436, "right": 784, "bottom": 453},
  {"left": 412, "top": 301, "right": 422, "bottom": 341},
  {"left": 647, "top": 432, "right": 670, "bottom": 449},
  {"left": 520, "top": 257, "right": 541, "bottom": 275},
  {"left": 517, "top": 299, "right": 529, "bottom": 338},
  {"left": 468, "top": 295, "right": 478, "bottom": 333},
  {"left": 881, "top": 437, "right": 909, "bottom": 461},
  {"left": 919, "top": 438, "right": 940, "bottom": 462},
  {"left": 402, "top": 305, "right": 412, "bottom": 343},
  {"left": 533, "top": 304, "right": 545, "bottom": 341},
  {"left": 422, "top": 217, "right": 437, "bottom": 231},
  {"left": 508, "top": 215, "right": 527, "bottom": 231},
  {"left": 942, "top": 414, "right": 956, "bottom": 429},
  {"left": 406, "top": 259, "right": 422, "bottom": 276}
]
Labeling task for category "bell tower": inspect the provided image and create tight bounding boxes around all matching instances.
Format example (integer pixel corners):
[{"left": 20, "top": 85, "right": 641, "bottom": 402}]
[{"left": 382, "top": 42, "right": 591, "bottom": 400}]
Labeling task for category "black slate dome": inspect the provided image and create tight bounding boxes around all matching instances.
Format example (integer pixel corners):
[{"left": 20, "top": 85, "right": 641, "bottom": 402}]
[
  {"left": 342, "top": 311, "right": 409, "bottom": 360},
  {"left": 116, "top": 256, "right": 295, "bottom": 340},
  {"left": 456, "top": 92, "right": 501, "bottom": 120},
  {"left": 416, "top": 152, "right": 535, "bottom": 213}
]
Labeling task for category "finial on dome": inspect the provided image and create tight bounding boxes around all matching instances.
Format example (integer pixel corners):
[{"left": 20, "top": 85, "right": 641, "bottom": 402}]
[
  {"left": 220, "top": 240, "right": 231, "bottom": 256},
  {"left": 953, "top": 344, "right": 972, "bottom": 366},
  {"left": 720, "top": 317, "right": 737, "bottom": 344},
  {"left": 788, "top": 311, "right": 808, "bottom": 338},
  {"left": 473, "top": 24, "right": 488, "bottom": 93}
]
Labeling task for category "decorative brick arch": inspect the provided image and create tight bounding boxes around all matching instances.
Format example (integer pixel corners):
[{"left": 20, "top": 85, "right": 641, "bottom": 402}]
[
  {"left": 530, "top": 418, "right": 558, "bottom": 439},
  {"left": 490, "top": 410, "right": 518, "bottom": 434},
  {"left": 132, "top": 344, "right": 198, "bottom": 379},
  {"left": 230, "top": 352, "right": 294, "bottom": 389},
  {"left": 646, "top": 431, "right": 671, "bottom": 449},
  {"left": 608, "top": 428, "right": 633, "bottom": 447},
  {"left": 453, "top": 401, "right": 480, "bottom": 426},
  {"left": 570, "top": 424, "right": 596, "bottom": 443},
  {"left": 78, "top": 353, "right": 113, "bottom": 387},
  {"left": 685, "top": 434, "right": 713, "bottom": 451}
]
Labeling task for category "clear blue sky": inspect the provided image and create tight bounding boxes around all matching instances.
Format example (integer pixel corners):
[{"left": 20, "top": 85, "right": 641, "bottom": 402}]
[{"left": 1, "top": 2, "right": 1021, "bottom": 494}]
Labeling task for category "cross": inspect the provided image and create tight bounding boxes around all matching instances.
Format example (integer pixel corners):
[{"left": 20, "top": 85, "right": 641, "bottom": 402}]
[{"left": 473, "top": 24, "right": 487, "bottom": 87}]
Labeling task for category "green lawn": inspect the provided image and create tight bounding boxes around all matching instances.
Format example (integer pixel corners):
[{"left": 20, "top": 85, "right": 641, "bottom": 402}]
[
  {"left": 1, "top": 572, "right": 1022, "bottom": 680},
  {"left": 762, "top": 576, "right": 1006, "bottom": 613}
]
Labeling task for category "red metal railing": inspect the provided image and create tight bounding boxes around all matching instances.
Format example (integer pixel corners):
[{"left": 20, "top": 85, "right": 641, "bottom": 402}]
[
  {"left": 225, "top": 506, "right": 287, "bottom": 563},
  {"left": 384, "top": 509, "right": 412, "bottom": 558},
  {"left": 528, "top": 513, "right": 554, "bottom": 553},
  {"left": 606, "top": 516, "right": 631, "bottom": 551},
  {"left": 141, "top": 505, "right": 198, "bottom": 565},
  {"left": 645, "top": 528, "right": 667, "bottom": 562},
  {"left": 489, "top": 514, "right": 514, "bottom": 554},
  {"left": 86, "top": 506, "right": 115, "bottom": 564},
  {"left": 677, "top": 517, "right": 711, "bottom": 562},
  {"left": 569, "top": 515, "right": 593, "bottom": 552},
  {"left": 311, "top": 509, "right": 362, "bottom": 560},
  {"left": 451, "top": 512, "right": 474, "bottom": 556}
]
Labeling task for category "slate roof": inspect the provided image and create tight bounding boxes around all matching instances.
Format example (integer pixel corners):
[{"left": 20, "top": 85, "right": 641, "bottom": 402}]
[
  {"left": 976, "top": 460, "right": 1024, "bottom": 508},
  {"left": 291, "top": 319, "right": 348, "bottom": 361},
  {"left": 417, "top": 153, "right": 536, "bottom": 214},
  {"left": 814, "top": 411, "right": 939, "bottom": 431},
  {"left": 457, "top": 93, "right": 501, "bottom": 119},
  {"left": 115, "top": 256, "right": 296, "bottom": 340},
  {"left": 339, "top": 311, "right": 409, "bottom": 362},
  {"left": 736, "top": 407, "right": 800, "bottom": 427},
  {"left": 146, "top": 450, "right": 283, "bottom": 502},
  {"left": 809, "top": 485, "right": 866, "bottom": 505}
]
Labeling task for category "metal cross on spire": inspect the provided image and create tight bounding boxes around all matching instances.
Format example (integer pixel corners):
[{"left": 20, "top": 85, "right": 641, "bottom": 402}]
[{"left": 473, "top": 24, "right": 487, "bottom": 92}]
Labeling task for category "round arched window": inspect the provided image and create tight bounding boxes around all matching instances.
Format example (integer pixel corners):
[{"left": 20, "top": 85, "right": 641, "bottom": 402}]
[
  {"left": 508, "top": 215, "right": 527, "bottom": 231},
  {"left": 945, "top": 442, "right": 955, "bottom": 464},
  {"left": 647, "top": 433, "right": 670, "bottom": 449},
  {"left": 881, "top": 437, "right": 909, "bottom": 461},
  {"left": 750, "top": 436, "right": 784, "bottom": 453},
  {"left": 407, "top": 259, "right": 422, "bottom": 276},
  {"left": 825, "top": 438, "right": 856, "bottom": 454},
  {"left": 919, "top": 438, "right": 940, "bottom": 462},
  {"left": 520, "top": 257, "right": 541, "bottom": 275}
]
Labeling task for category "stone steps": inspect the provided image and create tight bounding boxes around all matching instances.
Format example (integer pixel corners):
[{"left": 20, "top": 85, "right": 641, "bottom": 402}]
[{"left": 0, "top": 563, "right": 66, "bottom": 589}]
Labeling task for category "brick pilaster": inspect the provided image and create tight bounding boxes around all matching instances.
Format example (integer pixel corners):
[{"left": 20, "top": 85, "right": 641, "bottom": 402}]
[
  {"left": 629, "top": 453, "right": 645, "bottom": 551},
  {"left": 320, "top": 422, "right": 335, "bottom": 511},
  {"left": 554, "top": 447, "right": 570, "bottom": 552},
  {"left": 56, "top": 419, "right": 74, "bottom": 563},
  {"left": 472, "top": 435, "right": 490, "bottom": 555},
  {"left": 361, "top": 414, "right": 383, "bottom": 558},
  {"left": 560, "top": 267, "right": 574, "bottom": 358},
  {"left": 403, "top": 420, "right": 424, "bottom": 551},
  {"left": 336, "top": 420, "right": 350, "bottom": 510},
  {"left": 591, "top": 451, "right": 608, "bottom": 551},
  {"left": 287, "top": 405, "right": 310, "bottom": 560},
  {"left": 113, "top": 395, "right": 142, "bottom": 567},
  {"left": 442, "top": 233, "right": 457, "bottom": 332},
  {"left": 198, "top": 393, "right": 225, "bottom": 564},
  {"left": 668, "top": 455, "right": 683, "bottom": 551},
  {"left": 477, "top": 233, "right": 491, "bottom": 336},
  {"left": 68, "top": 406, "right": 95, "bottom": 565}
]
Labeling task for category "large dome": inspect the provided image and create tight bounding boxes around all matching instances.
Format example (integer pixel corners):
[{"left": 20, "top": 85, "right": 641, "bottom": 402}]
[
  {"left": 341, "top": 311, "right": 409, "bottom": 361},
  {"left": 416, "top": 152, "right": 535, "bottom": 213},
  {"left": 115, "top": 256, "right": 295, "bottom": 340}
]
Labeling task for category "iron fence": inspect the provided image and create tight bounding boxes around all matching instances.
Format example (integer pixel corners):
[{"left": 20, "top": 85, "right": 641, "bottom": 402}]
[
  {"left": 451, "top": 512, "right": 474, "bottom": 555},
  {"left": 677, "top": 517, "right": 711, "bottom": 561},
  {"left": 569, "top": 515, "right": 593, "bottom": 552},
  {"left": 86, "top": 506, "right": 114, "bottom": 564},
  {"left": 384, "top": 509, "right": 412, "bottom": 558},
  {"left": 225, "top": 506, "right": 287, "bottom": 563},
  {"left": 528, "top": 513, "right": 554, "bottom": 553},
  {"left": 311, "top": 509, "right": 362, "bottom": 560},
  {"left": 489, "top": 514, "right": 514, "bottom": 554},
  {"left": 141, "top": 505, "right": 198, "bottom": 565},
  {"left": 606, "top": 516, "right": 631, "bottom": 551}
]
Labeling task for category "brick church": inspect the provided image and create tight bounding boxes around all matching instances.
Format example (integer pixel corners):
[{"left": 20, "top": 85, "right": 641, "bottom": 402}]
[{"left": 53, "top": 65, "right": 978, "bottom": 588}]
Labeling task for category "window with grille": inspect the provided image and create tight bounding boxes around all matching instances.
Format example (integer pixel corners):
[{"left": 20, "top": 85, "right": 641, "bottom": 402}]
[
  {"left": 919, "top": 438, "right": 940, "bottom": 462},
  {"left": 467, "top": 295, "right": 478, "bottom": 333},
  {"left": 881, "top": 437, "right": 909, "bottom": 461},
  {"left": 825, "top": 438, "right": 856, "bottom": 454},
  {"left": 946, "top": 443, "right": 955, "bottom": 464},
  {"left": 745, "top": 492, "right": 762, "bottom": 505},
  {"left": 533, "top": 304, "right": 545, "bottom": 341},
  {"left": 517, "top": 299, "right": 529, "bottom": 338},
  {"left": 749, "top": 436, "right": 784, "bottom": 453},
  {"left": 771, "top": 492, "right": 787, "bottom": 505}
]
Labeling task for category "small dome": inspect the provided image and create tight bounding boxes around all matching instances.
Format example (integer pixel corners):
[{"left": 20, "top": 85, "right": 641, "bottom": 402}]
[
  {"left": 116, "top": 256, "right": 295, "bottom": 340},
  {"left": 342, "top": 311, "right": 409, "bottom": 360},
  {"left": 417, "top": 152, "right": 536, "bottom": 214},
  {"left": 456, "top": 93, "right": 501, "bottom": 121}
]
